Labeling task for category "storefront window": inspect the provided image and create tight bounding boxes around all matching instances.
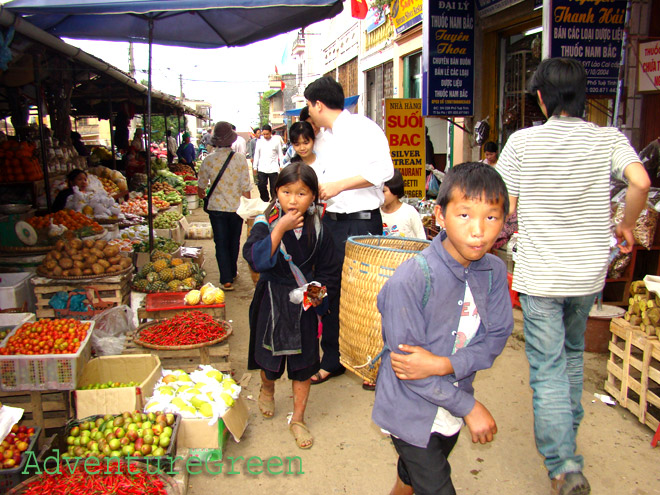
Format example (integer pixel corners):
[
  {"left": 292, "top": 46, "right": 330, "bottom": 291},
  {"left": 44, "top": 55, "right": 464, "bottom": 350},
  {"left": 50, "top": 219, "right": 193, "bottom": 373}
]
[{"left": 404, "top": 51, "right": 422, "bottom": 99}]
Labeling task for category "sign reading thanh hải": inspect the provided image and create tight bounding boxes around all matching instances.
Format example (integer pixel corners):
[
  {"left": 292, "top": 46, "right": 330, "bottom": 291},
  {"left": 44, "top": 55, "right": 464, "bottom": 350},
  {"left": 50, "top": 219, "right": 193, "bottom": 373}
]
[
  {"left": 549, "top": 0, "right": 626, "bottom": 96},
  {"left": 385, "top": 99, "right": 426, "bottom": 199},
  {"left": 422, "top": 0, "right": 475, "bottom": 116}
]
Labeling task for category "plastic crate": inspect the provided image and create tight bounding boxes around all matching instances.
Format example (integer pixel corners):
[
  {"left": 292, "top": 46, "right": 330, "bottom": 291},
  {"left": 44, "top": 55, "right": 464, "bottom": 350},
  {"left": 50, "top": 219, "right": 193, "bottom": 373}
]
[
  {"left": 0, "top": 321, "right": 95, "bottom": 391},
  {"left": 0, "top": 426, "right": 41, "bottom": 493},
  {"left": 0, "top": 273, "right": 35, "bottom": 312}
]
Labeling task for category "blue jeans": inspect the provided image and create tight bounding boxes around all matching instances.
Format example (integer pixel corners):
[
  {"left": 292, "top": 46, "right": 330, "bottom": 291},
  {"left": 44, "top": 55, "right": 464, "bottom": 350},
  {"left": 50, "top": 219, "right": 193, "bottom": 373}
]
[
  {"left": 208, "top": 210, "right": 243, "bottom": 285},
  {"left": 519, "top": 293, "right": 596, "bottom": 479}
]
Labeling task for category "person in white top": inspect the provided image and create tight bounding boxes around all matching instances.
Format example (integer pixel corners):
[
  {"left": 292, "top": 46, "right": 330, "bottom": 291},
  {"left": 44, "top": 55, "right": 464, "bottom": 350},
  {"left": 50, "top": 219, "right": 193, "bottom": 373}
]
[
  {"left": 287, "top": 121, "right": 324, "bottom": 179},
  {"left": 253, "top": 124, "right": 283, "bottom": 202},
  {"left": 381, "top": 169, "right": 426, "bottom": 239},
  {"left": 230, "top": 124, "right": 247, "bottom": 155},
  {"left": 304, "top": 76, "right": 394, "bottom": 386},
  {"left": 481, "top": 141, "right": 498, "bottom": 166},
  {"left": 166, "top": 130, "right": 177, "bottom": 164}
]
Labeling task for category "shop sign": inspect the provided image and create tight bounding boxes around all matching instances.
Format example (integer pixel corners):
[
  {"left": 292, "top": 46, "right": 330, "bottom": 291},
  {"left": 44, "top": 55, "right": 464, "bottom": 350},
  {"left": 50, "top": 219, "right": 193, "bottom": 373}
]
[
  {"left": 638, "top": 40, "right": 660, "bottom": 93},
  {"left": 476, "top": 0, "right": 525, "bottom": 18},
  {"left": 422, "top": 0, "right": 475, "bottom": 116},
  {"left": 549, "top": 0, "right": 626, "bottom": 96},
  {"left": 365, "top": 7, "right": 387, "bottom": 33},
  {"left": 385, "top": 99, "right": 426, "bottom": 199},
  {"left": 391, "top": 0, "right": 423, "bottom": 35}
]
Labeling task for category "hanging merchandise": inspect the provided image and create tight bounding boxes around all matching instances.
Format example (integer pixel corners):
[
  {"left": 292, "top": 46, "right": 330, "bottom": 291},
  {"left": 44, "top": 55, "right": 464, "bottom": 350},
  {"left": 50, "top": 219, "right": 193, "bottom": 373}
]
[{"left": 474, "top": 117, "right": 490, "bottom": 145}]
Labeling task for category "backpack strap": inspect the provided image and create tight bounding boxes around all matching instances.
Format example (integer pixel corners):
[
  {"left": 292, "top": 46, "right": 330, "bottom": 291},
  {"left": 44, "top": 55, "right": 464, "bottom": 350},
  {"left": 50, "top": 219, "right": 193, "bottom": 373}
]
[{"left": 413, "top": 254, "right": 432, "bottom": 309}]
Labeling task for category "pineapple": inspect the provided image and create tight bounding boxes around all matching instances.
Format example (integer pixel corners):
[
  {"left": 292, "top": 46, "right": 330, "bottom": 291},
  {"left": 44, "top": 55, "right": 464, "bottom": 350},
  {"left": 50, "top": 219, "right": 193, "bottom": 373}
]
[
  {"left": 146, "top": 272, "right": 160, "bottom": 284},
  {"left": 194, "top": 273, "right": 205, "bottom": 286},
  {"left": 174, "top": 263, "right": 192, "bottom": 280},
  {"left": 159, "top": 268, "right": 174, "bottom": 283},
  {"left": 153, "top": 259, "right": 169, "bottom": 273},
  {"left": 133, "top": 279, "right": 149, "bottom": 292},
  {"left": 168, "top": 280, "right": 184, "bottom": 291},
  {"left": 152, "top": 250, "right": 172, "bottom": 261},
  {"left": 141, "top": 262, "right": 155, "bottom": 275},
  {"left": 182, "top": 277, "right": 195, "bottom": 289},
  {"left": 152, "top": 281, "right": 169, "bottom": 292},
  {"left": 171, "top": 258, "right": 184, "bottom": 267}
]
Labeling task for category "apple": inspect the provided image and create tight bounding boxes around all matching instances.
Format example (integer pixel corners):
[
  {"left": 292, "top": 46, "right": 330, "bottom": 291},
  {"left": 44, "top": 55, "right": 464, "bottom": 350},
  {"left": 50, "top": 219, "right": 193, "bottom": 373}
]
[
  {"left": 108, "top": 439, "right": 120, "bottom": 451},
  {"left": 143, "top": 434, "right": 154, "bottom": 446},
  {"left": 16, "top": 441, "right": 29, "bottom": 452},
  {"left": 140, "top": 444, "right": 151, "bottom": 456},
  {"left": 10, "top": 424, "right": 18, "bottom": 434},
  {"left": 151, "top": 424, "right": 163, "bottom": 436},
  {"left": 134, "top": 438, "right": 144, "bottom": 451},
  {"left": 18, "top": 426, "right": 27, "bottom": 434},
  {"left": 114, "top": 428, "right": 125, "bottom": 439},
  {"left": 3, "top": 449, "right": 14, "bottom": 459},
  {"left": 158, "top": 435, "right": 170, "bottom": 448},
  {"left": 3, "top": 458, "right": 16, "bottom": 468},
  {"left": 122, "top": 445, "right": 135, "bottom": 456},
  {"left": 165, "top": 414, "right": 175, "bottom": 426}
]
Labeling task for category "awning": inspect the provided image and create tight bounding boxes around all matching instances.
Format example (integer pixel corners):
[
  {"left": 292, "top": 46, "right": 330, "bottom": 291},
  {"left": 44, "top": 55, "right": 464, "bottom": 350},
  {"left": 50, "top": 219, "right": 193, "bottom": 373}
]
[{"left": 284, "top": 95, "right": 360, "bottom": 116}]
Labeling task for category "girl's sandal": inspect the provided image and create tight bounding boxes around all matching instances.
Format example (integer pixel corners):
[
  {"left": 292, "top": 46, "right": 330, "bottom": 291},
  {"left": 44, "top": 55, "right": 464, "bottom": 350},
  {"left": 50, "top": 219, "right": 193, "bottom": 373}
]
[
  {"left": 289, "top": 421, "right": 313, "bottom": 449},
  {"left": 258, "top": 388, "right": 275, "bottom": 419}
]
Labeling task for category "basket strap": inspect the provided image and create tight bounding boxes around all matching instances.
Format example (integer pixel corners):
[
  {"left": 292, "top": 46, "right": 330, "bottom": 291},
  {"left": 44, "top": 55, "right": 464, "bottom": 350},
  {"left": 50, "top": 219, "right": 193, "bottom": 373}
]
[{"left": 413, "top": 254, "right": 432, "bottom": 309}]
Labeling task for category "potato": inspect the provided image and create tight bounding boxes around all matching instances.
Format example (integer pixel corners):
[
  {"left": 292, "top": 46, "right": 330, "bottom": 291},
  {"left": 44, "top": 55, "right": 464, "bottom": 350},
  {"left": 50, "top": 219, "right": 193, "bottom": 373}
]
[
  {"left": 94, "top": 240, "right": 108, "bottom": 251},
  {"left": 70, "top": 268, "right": 82, "bottom": 277},
  {"left": 119, "top": 257, "right": 133, "bottom": 269},
  {"left": 44, "top": 259, "right": 57, "bottom": 270},
  {"left": 59, "top": 258, "right": 73, "bottom": 269},
  {"left": 65, "top": 248, "right": 76, "bottom": 258},
  {"left": 83, "top": 268, "right": 93, "bottom": 275},
  {"left": 62, "top": 269, "right": 70, "bottom": 277},
  {"left": 52, "top": 251, "right": 63, "bottom": 261},
  {"left": 97, "top": 259, "right": 110, "bottom": 269},
  {"left": 86, "top": 255, "right": 98, "bottom": 265},
  {"left": 103, "top": 245, "right": 120, "bottom": 258},
  {"left": 91, "top": 263, "right": 105, "bottom": 275},
  {"left": 81, "top": 248, "right": 90, "bottom": 256},
  {"left": 108, "top": 256, "right": 121, "bottom": 265},
  {"left": 106, "top": 265, "right": 120, "bottom": 273},
  {"left": 83, "top": 239, "right": 95, "bottom": 249},
  {"left": 72, "top": 254, "right": 84, "bottom": 262},
  {"left": 52, "top": 266, "right": 63, "bottom": 276},
  {"left": 70, "top": 238, "right": 83, "bottom": 250},
  {"left": 55, "top": 240, "right": 66, "bottom": 251},
  {"left": 90, "top": 248, "right": 104, "bottom": 259}
]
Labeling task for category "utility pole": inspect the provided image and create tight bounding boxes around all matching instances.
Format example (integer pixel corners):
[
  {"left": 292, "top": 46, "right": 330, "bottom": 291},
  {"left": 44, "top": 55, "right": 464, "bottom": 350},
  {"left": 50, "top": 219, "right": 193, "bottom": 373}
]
[
  {"left": 128, "top": 42, "right": 135, "bottom": 78},
  {"left": 179, "top": 74, "right": 184, "bottom": 101}
]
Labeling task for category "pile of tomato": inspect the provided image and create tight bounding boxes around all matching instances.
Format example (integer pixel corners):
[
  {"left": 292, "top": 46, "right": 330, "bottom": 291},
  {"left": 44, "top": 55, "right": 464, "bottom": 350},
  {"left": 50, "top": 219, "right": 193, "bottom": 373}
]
[
  {"left": 0, "top": 319, "right": 91, "bottom": 355},
  {"left": 27, "top": 209, "right": 103, "bottom": 231}
]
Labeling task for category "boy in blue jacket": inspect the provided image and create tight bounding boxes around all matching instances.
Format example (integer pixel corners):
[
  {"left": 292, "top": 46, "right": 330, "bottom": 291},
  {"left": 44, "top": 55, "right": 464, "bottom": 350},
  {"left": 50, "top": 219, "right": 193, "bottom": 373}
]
[{"left": 372, "top": 162, "right": 514, "bottom": 495}]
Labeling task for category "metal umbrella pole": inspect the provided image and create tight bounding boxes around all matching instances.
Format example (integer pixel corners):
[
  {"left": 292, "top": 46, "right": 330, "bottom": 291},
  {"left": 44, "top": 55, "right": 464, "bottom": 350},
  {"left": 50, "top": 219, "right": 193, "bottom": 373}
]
[{"left": 146, "top": 17, "right": 154, "bottom": 252}]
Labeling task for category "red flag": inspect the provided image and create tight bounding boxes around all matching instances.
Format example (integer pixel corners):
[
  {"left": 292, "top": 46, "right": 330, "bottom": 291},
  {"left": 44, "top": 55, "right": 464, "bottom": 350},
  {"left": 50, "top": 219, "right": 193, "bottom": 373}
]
[
  {"left": 281, "top": 80, "right": 286, "bottom": 90},
  {"left": 351, "top": 0, "right": 368, "bottom": 19},
  {"left": 274, "top": 65, "right": 279, "bottom": 75}
]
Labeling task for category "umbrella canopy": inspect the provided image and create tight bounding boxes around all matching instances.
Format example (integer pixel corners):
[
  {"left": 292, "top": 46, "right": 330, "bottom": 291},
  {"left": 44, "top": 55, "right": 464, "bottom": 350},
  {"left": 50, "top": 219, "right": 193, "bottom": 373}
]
[{"left": 3, "top": 0, "right": 344, "bottom": 48}]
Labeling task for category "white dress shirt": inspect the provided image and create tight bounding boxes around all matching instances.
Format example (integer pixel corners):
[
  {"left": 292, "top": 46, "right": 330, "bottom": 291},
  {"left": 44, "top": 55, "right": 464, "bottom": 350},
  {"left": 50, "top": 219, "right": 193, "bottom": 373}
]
[
  {"left": 323, "top": 110, "right": 394, "bottom": 213},
  {"left": 231, "top": 135, "right": 247, "bottom": 155},
  {"left": 253, "top": 135, "right": 284, "bottom": 174}
]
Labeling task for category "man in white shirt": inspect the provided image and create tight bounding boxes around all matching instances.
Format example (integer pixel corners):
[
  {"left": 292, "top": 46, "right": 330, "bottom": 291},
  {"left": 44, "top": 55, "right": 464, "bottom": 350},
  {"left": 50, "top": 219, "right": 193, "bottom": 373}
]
[
  {"left": 230, "top": 124, "right": 247, "bottom": 155},
  {"left": 304, "top": 76, "right": 394, "bottom": 386},
  {"left": 166, "top": 130, "right": 177, "bottom": 164},
  {"left": 252, "top": 124, "right": 283, "bottom": 202}
]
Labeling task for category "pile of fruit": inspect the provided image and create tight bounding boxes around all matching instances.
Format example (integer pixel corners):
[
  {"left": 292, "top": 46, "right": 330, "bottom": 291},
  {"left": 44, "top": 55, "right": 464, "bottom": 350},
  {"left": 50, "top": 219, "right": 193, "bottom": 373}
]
[
  {"left": 153, "top": 210, "right": 182, "bottom": 229},
  {"left": 0, "top": 424, "right": 37, "bottom": 469},
  {"left": 78, "top": 381, "right": 139, "bottom": 390},
  {"left": 62, "top": 410, "right": 176, "bottom": 459},
  {"left": 27, "top": 209, "right": 104, "bottom": 233},
  {"left": 145, "top": 366, "right": 240, "bottom": 419},
  {"left": 0, "top": 140, "right": 44, "bottom": 183},
  {"left": 184, "top": 283, "right": 225, "bottom": 305},
  {"left": 88, "top": 165, "right": 128, "bottom": 192},
  {"left": 133, "top": 237, "right": 180, "bottom": 254},
  {"left": 119, "top": 196, "right": 170, "bottom": 216},
  {"left": 98, "top": 177, "right": 120, "bottom": 195},
  {"left": 152, "top": 181, "right": 179, "bottom": 195},
  {"left": 0, "top": 318, "right": 91, "bottom": 355},
  {"left": 170, "top": 163, "right": 195, "bottom": 175},
  {"left": 38, "top": 237, "right": 133, "bottom": 278},
  {"left": 131, "top": 252, "right": 205, "bottom": 293}
]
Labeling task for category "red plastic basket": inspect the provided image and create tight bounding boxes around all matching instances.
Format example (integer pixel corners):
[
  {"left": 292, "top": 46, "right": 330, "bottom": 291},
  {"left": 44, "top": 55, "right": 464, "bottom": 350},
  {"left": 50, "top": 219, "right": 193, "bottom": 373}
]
[{"left": 145, "top": 292, "right": 225, "bottom": 312}]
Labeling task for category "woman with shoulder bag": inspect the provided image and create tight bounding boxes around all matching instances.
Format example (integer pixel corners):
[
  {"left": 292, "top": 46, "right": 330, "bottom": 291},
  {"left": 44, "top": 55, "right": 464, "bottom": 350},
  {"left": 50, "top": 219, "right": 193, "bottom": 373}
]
[{"left": 198, "top": 122, "right": 252, "bottom": 291}]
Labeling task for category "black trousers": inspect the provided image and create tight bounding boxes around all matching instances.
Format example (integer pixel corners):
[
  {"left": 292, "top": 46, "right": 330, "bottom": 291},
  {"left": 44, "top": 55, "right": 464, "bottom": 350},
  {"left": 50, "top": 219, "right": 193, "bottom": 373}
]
[
  {"left": 257, "top": 171, "right": 278, "bottom": 202},
  {"left": 320, "top": 209, "right": 382, "bottom": 373},
  {"left": 391, "top": 432, "right": 460, "bottom": 495}
]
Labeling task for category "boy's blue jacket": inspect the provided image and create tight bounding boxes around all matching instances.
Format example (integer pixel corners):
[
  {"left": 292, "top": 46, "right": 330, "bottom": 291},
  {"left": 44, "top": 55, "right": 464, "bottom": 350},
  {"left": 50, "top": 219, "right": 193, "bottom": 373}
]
[{"left": 372, "top": 234, "right": 514, "bottom": 448}]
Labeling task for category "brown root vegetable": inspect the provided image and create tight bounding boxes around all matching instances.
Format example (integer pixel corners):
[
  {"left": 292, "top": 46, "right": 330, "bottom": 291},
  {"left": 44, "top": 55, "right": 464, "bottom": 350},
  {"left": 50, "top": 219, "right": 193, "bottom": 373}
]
[
  {"left": 83, "top": 268, "right": 93, "bottom": 275},
  {"left": 59, "top": 258, "right": 73, "bottom": 269},
  {"left": 83, "top": 239, "right": 95, "bottom": 249},
  {"left": 97, "top": 259, "right": 110, "bottom": 269},
  {"left": 107, "top": 255, "right": 121, "bottom": 265},
  {"left": 70, "top": 238, "right": 83, "bottom": 250},
  {"left": 91, "top": 263, "right": 105, "bottom": 275},
  {"left": 73, "top": 260, "right": 85, "bottom": 269},
  {"left": 52, "top": 251, "right": 63, "bottom": 261},
  {"left": 44, "top": 259, "right": 57, "bottom": 271},
  {"left": 69, "top": 268, "right": 83, "bottom": 277},
  {"left": 94, "top": 239, "right": 108, "bottom": 251},
  {"left": 55, "top": 240, "right": 66, "bottom": 251},
  {"left": 52, "top": 266, "right": 63, "bottom": 276},
  {"left": 103, "top": 245, "right": 120, "bottom": 258},
  {"left": 90, "top": 248, "right": 104, "bottom": 259}
]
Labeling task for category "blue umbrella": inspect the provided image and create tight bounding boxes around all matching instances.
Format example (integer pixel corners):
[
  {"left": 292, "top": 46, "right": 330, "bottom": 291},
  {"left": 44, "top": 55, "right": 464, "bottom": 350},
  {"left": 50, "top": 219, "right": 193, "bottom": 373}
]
[{"left": 4, "top": 0, "right": 343, "bottom": 248}]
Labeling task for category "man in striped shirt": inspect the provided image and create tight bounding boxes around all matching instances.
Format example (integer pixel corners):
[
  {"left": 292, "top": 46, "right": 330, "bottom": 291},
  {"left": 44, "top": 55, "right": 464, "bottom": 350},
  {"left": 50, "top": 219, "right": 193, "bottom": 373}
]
[{"left": 497, "top": 58, "right": 650, "bottom": 495}]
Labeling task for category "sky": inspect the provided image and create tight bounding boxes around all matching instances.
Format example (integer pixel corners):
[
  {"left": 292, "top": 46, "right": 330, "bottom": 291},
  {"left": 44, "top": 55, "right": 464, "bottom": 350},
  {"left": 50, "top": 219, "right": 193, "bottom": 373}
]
[{"left": 64, "top": 35, "right": 297, "bottom": 132}]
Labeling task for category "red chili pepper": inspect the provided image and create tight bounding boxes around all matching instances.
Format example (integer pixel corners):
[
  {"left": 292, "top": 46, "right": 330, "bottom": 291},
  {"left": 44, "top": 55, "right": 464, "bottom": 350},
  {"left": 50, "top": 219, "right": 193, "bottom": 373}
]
[{"left": 139, "top": 310, "right": 227, "bottom": 346}]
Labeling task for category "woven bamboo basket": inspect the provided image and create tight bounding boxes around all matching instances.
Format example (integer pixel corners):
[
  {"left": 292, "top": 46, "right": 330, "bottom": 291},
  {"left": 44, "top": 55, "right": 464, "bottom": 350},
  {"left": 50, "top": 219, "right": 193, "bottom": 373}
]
[{"left": 339, "top": 235, "right": 431, "bottom": 384}]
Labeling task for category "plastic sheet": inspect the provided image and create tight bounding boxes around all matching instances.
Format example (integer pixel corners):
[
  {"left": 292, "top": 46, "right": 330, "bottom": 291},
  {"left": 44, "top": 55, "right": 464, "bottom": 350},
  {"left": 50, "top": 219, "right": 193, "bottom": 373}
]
[{"left": 90, "top": 305, "right": 135, "bottom": 356}]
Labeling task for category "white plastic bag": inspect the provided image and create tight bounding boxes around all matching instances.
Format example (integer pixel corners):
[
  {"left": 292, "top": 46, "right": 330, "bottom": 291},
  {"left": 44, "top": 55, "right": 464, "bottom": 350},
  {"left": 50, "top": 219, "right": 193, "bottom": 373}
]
[{"left": 91, "top": 305, "right": 136, "bottom": 356}]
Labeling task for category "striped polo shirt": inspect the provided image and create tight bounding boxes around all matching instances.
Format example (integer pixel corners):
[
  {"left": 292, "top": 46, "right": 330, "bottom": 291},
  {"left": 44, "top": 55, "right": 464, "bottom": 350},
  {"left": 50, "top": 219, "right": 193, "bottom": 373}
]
[{"left": 497, "top": 116, "right": 640, "bottom": 297}]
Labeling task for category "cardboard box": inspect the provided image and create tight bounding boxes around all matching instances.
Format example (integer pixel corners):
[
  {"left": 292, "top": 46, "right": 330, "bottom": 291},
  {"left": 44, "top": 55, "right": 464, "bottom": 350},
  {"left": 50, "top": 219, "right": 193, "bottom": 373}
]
[
  {"left": 154, "top": 227, "right": 184, "bottom": 244},
  {"left": 74, "top": 354, "right": 161, "bottom": 418},
  {"left": 178, "top": 395, "right": 248, "bottom": 460},
  {"left": 177, "top": 246, "right": 204, "bottom": 267}
]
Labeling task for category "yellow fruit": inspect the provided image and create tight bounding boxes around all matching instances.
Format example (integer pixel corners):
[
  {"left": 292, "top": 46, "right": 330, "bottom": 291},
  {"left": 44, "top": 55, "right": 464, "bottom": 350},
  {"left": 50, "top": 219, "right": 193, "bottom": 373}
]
[
  {"left": 215, "top": 289, "right": 225, "bottom": 304},
  {"left": 220, "top": 392, "right": 235, "bottom": 408},
  {"left": 177, "top": 384, "right": 192, "bottom": 393},
  {"left": 162, "top": 374, "right": 177, "bottom": 384},
  {"left": 199, "top": 283, "right": 216, "bottom": 298},
  {"left": 199, "top": 403, "right": 213, "bottom": 418},
  {"left": 82, "top": 205, "right": 94, "bottom": 217},
  {"left": 184, "top": 290, "right": 201, "bottom": 305},
  {"left": 157, "top": 386, "right": 174, "bottom": 396},
  {"left": 202, "top": 288, "right": 218, "bottom": 305}
]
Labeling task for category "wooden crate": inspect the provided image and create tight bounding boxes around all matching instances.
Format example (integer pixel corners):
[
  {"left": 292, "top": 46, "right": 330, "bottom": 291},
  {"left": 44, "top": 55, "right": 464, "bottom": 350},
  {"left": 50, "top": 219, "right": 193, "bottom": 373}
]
[
  {"left": 605, "top": 318, "right": 660, "bottom": 432},
  {"left": 122, "top": 333, "right": 231, "bottom": 374},
  {"left": 31, "top": 272, "right": 131, "bottom": 319},
  {"left": 0, "top": 390, "right": 71, "bottom": 439}
]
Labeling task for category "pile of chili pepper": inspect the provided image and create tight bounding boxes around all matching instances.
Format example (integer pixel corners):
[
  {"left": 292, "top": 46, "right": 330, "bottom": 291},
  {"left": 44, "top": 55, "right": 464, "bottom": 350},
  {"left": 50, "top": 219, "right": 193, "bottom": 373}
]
[
  {"left": 17, "top": 464, "right": 168, "bottom": 495},
  {"left": 183, "top": 185, "right": 198, "bottom": 195},
  {"left": 139, "top": 311, "right": 227, "bottom": 346}
]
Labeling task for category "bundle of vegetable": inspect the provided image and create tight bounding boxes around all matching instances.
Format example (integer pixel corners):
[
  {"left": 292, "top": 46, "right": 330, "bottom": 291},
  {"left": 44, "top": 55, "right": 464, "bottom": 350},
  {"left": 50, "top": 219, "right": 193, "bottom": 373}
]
[
  {"left": 38, "top": 237, "right": 132, "bottom": 278},
  {"left": 16, "top": 464, "right": 170, "bottom": 495},
  {"left": 153, "top": 190, "right": 182, "bottom": 205},
  {"left": 155, "top": 169, "right": 184, "bottom": 188},
  {"left": 0, "top": 318, "right": 91, "bottom": 355},
  {"left": 139, "top": 311, "right": 228, "bottom": 346},
  {"left": 153, "top": 211, "right": 182, "bottom": 229},
  {"left": 624, "top": 280, "right": 660, "bottom": 338}
]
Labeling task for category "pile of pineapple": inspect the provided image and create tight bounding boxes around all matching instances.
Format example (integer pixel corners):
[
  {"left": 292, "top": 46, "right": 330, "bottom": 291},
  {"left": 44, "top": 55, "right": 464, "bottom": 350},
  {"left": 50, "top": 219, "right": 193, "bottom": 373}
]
[{"left": 132, "top": 250, "right": 206, "bottom": 293}]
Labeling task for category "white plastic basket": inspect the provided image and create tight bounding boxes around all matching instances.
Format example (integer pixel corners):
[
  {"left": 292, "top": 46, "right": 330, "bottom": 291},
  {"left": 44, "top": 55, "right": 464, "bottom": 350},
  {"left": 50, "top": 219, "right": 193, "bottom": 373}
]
[{"left": 0, "top": 320, "right": 95, "bottom": 391}]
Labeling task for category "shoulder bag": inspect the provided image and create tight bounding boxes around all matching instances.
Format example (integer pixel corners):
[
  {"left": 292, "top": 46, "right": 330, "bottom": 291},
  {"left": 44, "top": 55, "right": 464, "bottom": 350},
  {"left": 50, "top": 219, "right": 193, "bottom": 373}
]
[{"left": 203, "top": 151, "right": 235, "bottom": 213}]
